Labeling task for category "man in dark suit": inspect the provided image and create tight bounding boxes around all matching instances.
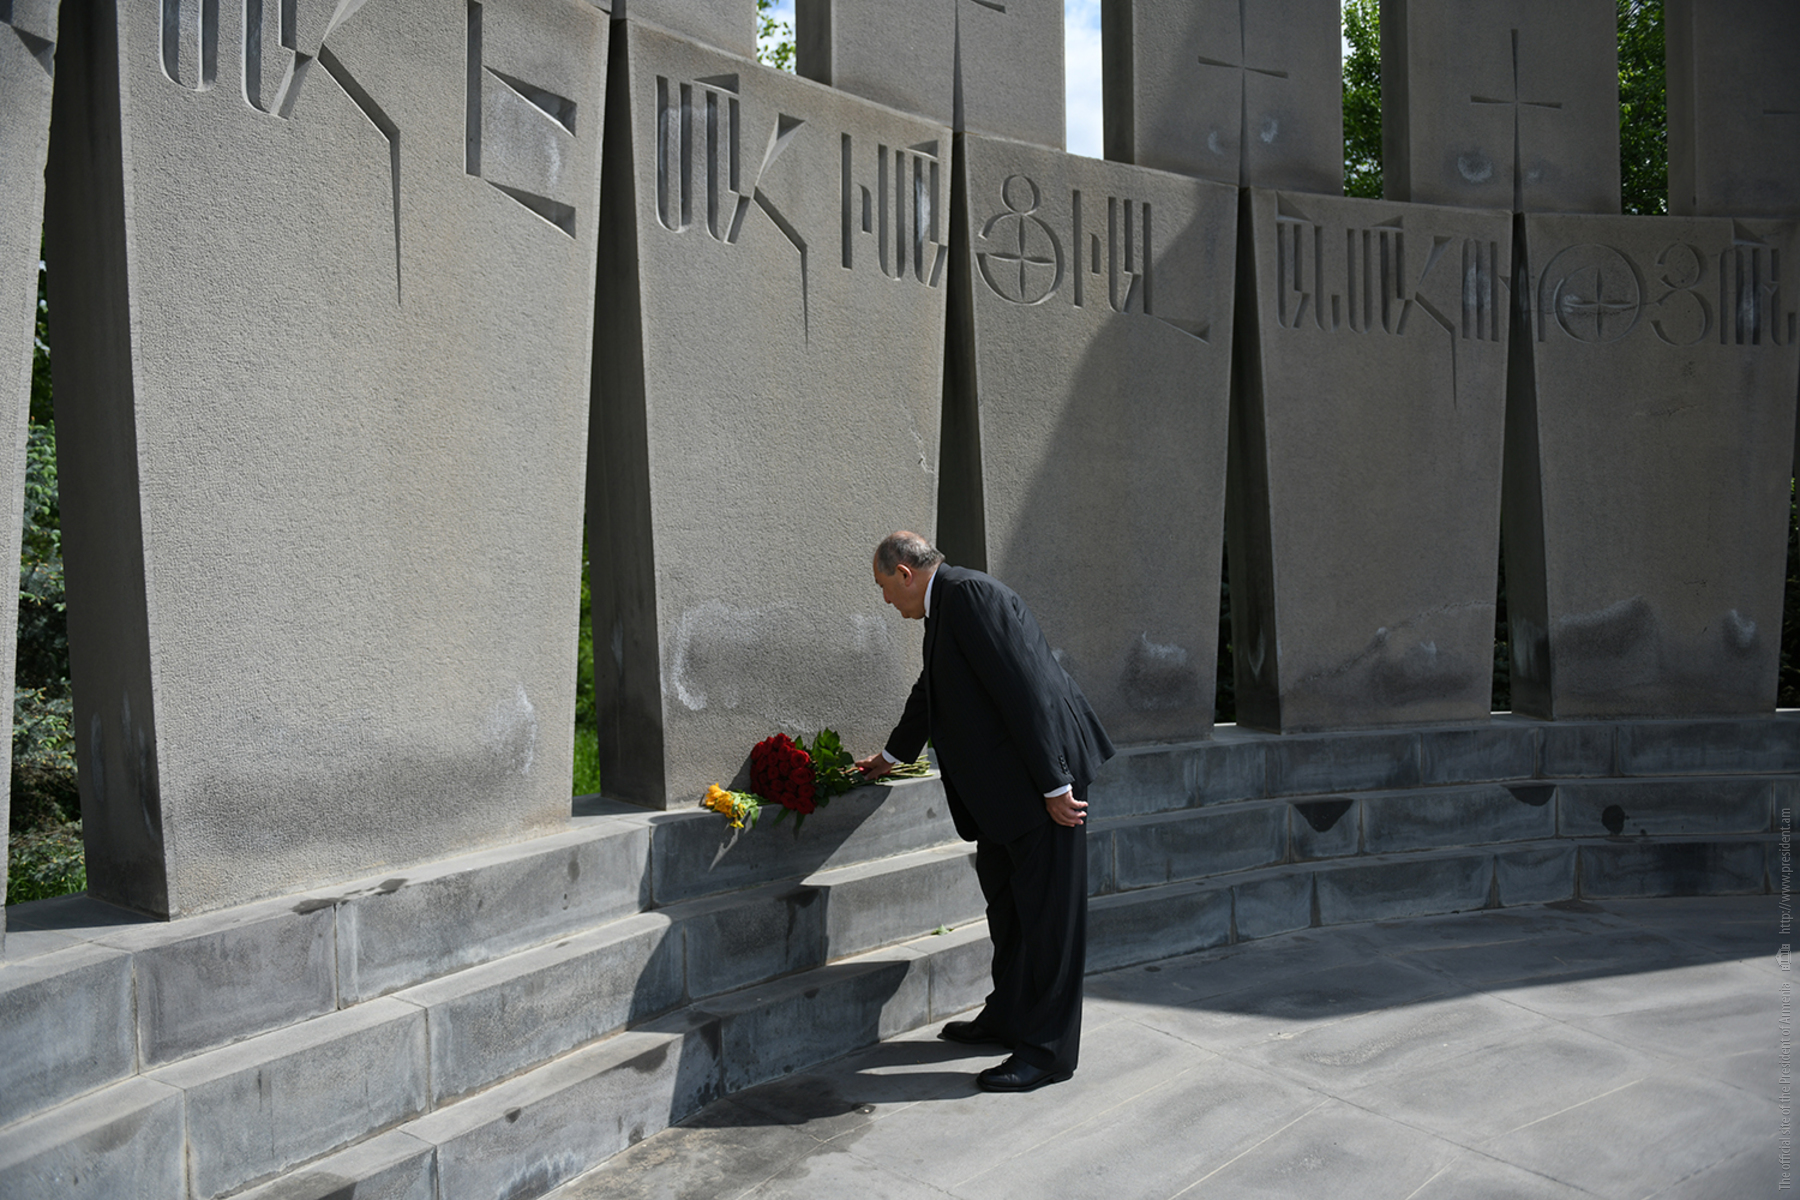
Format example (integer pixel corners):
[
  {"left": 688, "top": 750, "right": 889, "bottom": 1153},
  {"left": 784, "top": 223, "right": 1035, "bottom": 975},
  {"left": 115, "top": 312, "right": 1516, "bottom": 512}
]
[{"left": 857, "top": 531, "right": 1115, "bottom": 1092}]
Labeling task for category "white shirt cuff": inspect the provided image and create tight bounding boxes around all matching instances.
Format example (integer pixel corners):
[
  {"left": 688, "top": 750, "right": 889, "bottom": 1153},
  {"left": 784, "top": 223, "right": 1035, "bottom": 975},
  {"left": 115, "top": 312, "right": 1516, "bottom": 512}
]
[
  {"left": 1044, "top": 785, "right": 1072, "bottom": 799},
  {"left": 881, "top": 749, "right": 901, "bottom": 765}
]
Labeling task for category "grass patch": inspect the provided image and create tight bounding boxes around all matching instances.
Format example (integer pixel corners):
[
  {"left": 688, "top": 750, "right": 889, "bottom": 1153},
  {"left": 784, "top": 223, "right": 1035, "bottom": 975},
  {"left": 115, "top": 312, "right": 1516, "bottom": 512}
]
[{"left": 573, "top": 725, "right": 602, "bottom": 796}]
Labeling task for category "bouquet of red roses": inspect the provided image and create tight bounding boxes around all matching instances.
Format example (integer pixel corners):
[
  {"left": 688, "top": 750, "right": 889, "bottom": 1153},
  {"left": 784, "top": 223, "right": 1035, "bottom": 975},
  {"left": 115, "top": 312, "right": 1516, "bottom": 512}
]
[
  {"left": 750, "top": 733, "right": 818, "bottom": 815},
  {"left": 701, "top": 728, "right": 927, "bottom": 836}
]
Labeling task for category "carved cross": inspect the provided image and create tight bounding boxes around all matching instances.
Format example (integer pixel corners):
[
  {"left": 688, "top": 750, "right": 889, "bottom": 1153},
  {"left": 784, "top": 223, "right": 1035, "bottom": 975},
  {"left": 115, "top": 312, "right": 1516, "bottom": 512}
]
[
  {"left": 1192, "top": 0, "right": 1291, "bottom": 186},
  {"left": 1469, "top": 29, "right": 1565, "bottom": 210}
]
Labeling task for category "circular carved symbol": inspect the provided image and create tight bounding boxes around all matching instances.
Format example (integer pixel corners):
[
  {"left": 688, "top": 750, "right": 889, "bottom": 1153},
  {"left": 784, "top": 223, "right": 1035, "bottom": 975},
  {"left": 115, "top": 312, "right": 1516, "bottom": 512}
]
[
  {"left": 977, "top": 175, "right": 1064, "bottom": 306},
  {"left": 1538, "top": 244, "right": 1643, "bottom": 343}
]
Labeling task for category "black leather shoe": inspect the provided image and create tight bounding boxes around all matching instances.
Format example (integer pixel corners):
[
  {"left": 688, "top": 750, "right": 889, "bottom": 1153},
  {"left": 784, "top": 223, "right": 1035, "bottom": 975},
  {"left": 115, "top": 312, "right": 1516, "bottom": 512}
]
[
  {"left": 976, "top": 1056, "right": 1073, "bottom": 1093},
  {"left": 939, "top": 1020, "right": 1009, "bottom": 1047}
]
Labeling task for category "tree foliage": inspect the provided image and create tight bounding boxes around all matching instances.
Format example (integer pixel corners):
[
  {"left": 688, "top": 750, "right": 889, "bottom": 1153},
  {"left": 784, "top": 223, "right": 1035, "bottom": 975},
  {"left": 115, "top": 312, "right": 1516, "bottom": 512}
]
[
  {"left": 1618, "top": 0, "right": 1667, "bottom": 215},
  {"left": 1783, "top": 481, "right": 1799, "bottom": 708},
  {"left": 9, "top": 252, "right": 81, "bottom": 904},
  {"left": 1342, "top": 0, "right": 1382, "bottom": 199},
  {"left": 757, "top": 0, "right": 795, "bottom": 73}
]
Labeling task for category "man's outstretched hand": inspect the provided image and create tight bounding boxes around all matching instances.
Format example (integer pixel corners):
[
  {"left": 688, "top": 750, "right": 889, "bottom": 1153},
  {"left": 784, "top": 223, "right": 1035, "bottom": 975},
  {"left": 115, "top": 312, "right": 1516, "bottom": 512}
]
[
  {"left": 1045, "top": 791, "right": 1087, "bottom": 827},
  {"left": 855, "top": 752, "right": 895, "bottom": 780}
]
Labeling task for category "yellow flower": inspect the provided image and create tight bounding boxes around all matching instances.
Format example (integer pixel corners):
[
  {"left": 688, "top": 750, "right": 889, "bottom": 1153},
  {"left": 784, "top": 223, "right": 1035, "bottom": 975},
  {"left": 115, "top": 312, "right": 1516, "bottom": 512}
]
[{"left": 702, "top": 784, "right": 760, "bottom": 830}]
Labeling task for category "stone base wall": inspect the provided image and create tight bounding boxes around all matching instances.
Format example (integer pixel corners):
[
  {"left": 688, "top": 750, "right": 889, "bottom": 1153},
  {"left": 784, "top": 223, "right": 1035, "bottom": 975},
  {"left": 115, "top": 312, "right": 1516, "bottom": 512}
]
[{"left": 3, "top": 716, "right": 1790, "bottom": 1197}]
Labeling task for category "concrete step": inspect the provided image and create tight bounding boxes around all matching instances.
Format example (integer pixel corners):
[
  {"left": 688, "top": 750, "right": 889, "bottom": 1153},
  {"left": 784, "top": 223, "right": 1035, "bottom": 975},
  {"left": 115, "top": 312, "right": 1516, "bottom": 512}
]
[
  {"left": 0, "top": 772, "right": 960, "bottom": 1135},
  {"left": 385, "top": 844, "right": 984, "bottom": 1115},
  {"left": 1088, "top": 775, "right": 1789, "bottom": 897},
  {"left": 0, "top": 1077, "right": 185, "bottom": 1200},
  {"left": 1088, "top": 833, "right": 1777, "bottom": 972},
  {"left": 8, "top": 822, "right": 1766, "bottom": 1200},
  {"left": 145, "top": 999, "right": 429, "bottom": 1199},
  {"left": 0, "top": 833, "right": 984, "bottom": 1195},
  {"left": 640, "top": 769, "right": 959, "bottom": 905},
  {"left": 189, "top": 926, "right": 989, "bottom": 1200},
  {"left": 1088, "top": 712, "right": 1800, "bottom": 819}
]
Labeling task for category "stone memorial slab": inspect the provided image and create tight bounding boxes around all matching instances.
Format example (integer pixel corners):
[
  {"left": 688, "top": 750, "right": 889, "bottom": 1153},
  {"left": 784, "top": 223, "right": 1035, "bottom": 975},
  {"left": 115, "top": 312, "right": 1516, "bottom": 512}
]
[
  {"left": 1100, "top": 0, "right": 1341, "bottom": 193},
  {"left": 796, "top": 0, "right": 1063, "bottom": 149},
  {"left": 1382, "top": 0, "right": 1618, "bottom": 213},
  {"left": 1667, "top": 0, "right": 1800, "bottom": 218},
  {"left": 591, "top": 23, "right": 949, "bottom": 807},
  {"left": 1503, "top": 213, "right": 1800, "bottom": 718},
  {"left": 43, "top": 0, "right": 610, "bottom": 916},
  {"left": 940, "top": 132, "right": 1237, "bottom": 744},
  {"left": 614, "top": 0, "right": 754, "bottom": 60},
  {"left": 0, "top": 0, "right": 59, "bottom": 950},
  {"left": 1227, "top": 189, "right": 1512, "bottom": 731}
]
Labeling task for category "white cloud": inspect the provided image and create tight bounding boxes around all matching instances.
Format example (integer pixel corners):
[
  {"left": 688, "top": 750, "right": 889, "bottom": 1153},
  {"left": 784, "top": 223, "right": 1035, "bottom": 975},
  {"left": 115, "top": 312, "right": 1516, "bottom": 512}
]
[{"left": 1065, "top": 0, "right": 1104, "bottom": 159}]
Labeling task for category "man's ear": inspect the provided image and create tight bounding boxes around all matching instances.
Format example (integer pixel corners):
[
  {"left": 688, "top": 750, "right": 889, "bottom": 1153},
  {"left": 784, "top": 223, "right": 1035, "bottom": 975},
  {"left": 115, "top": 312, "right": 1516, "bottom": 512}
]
[{"left": 894, "top": 563, "right": 914, "bottom": 585}]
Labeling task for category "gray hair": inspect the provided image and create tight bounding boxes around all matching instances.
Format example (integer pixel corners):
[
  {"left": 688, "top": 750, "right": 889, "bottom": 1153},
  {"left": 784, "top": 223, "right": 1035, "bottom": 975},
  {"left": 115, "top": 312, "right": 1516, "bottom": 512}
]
[{"left": 874, "top": 531, "right": 944, "bottom": 575}]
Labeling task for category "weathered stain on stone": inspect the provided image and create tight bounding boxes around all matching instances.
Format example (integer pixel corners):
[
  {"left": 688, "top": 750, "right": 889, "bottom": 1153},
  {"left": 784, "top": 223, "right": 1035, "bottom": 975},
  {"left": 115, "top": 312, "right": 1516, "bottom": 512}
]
[
  {"left": 1721, "top": 609, "right": 1759, "bottom": 655},
  {"left": 624, "top": 1040, "right": 672, "bottom": 1076},
  {"left": 1293, "top": 798, "right": 1353, "bottom": 834},
  {"left": 1120, "top": 633, "right": 1202, "bottom": 713},
  {"left": 1556, "top": 596, "right": 1655, "bottom": 660},
  {"left": 1507, "top": 784, "right": 1555, "bottom": 808}
]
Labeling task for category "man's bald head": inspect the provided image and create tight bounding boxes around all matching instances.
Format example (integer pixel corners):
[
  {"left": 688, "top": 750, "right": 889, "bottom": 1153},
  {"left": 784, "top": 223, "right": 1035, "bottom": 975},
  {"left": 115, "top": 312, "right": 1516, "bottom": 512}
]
[{"left": 874, "top": 531, "right": 945, "bottom": 575}]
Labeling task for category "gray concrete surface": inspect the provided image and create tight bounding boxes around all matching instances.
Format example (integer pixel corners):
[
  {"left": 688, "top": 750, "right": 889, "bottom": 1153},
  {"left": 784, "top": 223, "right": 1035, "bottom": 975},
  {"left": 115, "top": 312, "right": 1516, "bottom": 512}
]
[
  {"left": 1227, "top": 190, "right": 1512, "bottom": 733},
  {"left": 42, "top": 0, "right": 610, "bottom": 917},
  {"left": 1382, "top": 0, "right": 1619, "bottom": 213},
  {"left": 1503, "top": 213, "right": 1800, "bottom": 720},
  {"left": 148, "top": 997, "right": 429, "bottom": 1200},
  {"left": 796, "top": 0, "right": 1064, "bottom": 148},
  {"left": 943, "top": 133, "right": 1237, "bottom": 746},
  {"left": 0, "top": 1077, "right": 184, "bottom": 1200},
  {"left": 554, "top": 895, "right": 1783, "bottom": 1200},
  {"left": 0, "top": 942, "right": 132, "bottom": 1128},
  {"left": 615, "top": 0, "right": 750, "bottom": 59},
  {"left": 1666, "top": 0, "right": 1800, "bottom": 218},
  {"left": 1100, "top": 0, "right": 1342, "bottom": 193}
]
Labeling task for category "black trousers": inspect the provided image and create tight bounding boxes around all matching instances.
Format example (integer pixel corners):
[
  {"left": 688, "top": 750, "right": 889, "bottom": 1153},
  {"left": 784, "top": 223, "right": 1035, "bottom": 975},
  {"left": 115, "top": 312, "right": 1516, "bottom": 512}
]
[{"left": 973, "top": 811, "right": 1087, "bottom": 1074}]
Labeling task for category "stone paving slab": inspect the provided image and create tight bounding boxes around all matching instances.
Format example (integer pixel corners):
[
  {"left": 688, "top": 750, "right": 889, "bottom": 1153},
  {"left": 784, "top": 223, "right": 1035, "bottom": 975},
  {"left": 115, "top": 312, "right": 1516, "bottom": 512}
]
[{"left": 550, "top": 895, "right": 1782, "bottom": 1200}]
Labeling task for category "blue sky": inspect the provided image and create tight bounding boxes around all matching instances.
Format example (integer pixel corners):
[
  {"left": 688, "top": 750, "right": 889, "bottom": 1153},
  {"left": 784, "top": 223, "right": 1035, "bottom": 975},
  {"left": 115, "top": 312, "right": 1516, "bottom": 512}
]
[
  {"left": 1065, "top": 0, "right": 1104, "bottom": 157},
  {"left": 758, "top": 1, "right": 1109, "bottom": 158}
]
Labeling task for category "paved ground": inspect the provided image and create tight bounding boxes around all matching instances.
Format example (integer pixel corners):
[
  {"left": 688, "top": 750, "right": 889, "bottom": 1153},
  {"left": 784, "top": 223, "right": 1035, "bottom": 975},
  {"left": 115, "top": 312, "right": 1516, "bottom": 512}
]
[{"left": 553, "top": 896, "right": 1784, "bottom": 1200}]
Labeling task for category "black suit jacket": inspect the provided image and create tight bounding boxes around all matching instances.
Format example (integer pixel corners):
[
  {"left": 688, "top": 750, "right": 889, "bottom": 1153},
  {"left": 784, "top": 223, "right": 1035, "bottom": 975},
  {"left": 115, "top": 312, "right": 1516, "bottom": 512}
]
[{"left": 885, "top": 565, "right": 1116, "bottom": 844}]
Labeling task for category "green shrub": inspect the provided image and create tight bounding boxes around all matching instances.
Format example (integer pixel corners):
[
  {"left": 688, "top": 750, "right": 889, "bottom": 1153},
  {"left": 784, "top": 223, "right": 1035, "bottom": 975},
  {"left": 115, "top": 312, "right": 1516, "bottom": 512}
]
[
  {"left": 7, "top": 820, "right": 85, "bottom": 906},
  {"left": 1782, "top": 479, "right": 1799, "bottom": 709},
  {"left": 571, "top": 533, "right": 602, "bottom": 795},
  {"left": 13, "top": 257, "right": 78, "bottom": 837}
]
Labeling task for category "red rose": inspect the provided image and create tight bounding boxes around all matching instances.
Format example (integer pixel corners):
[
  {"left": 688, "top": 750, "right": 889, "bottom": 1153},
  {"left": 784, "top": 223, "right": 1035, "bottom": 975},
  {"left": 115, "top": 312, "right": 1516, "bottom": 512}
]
[{"left": 750, "top": 733, "right": 816, "bottom": 814}]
